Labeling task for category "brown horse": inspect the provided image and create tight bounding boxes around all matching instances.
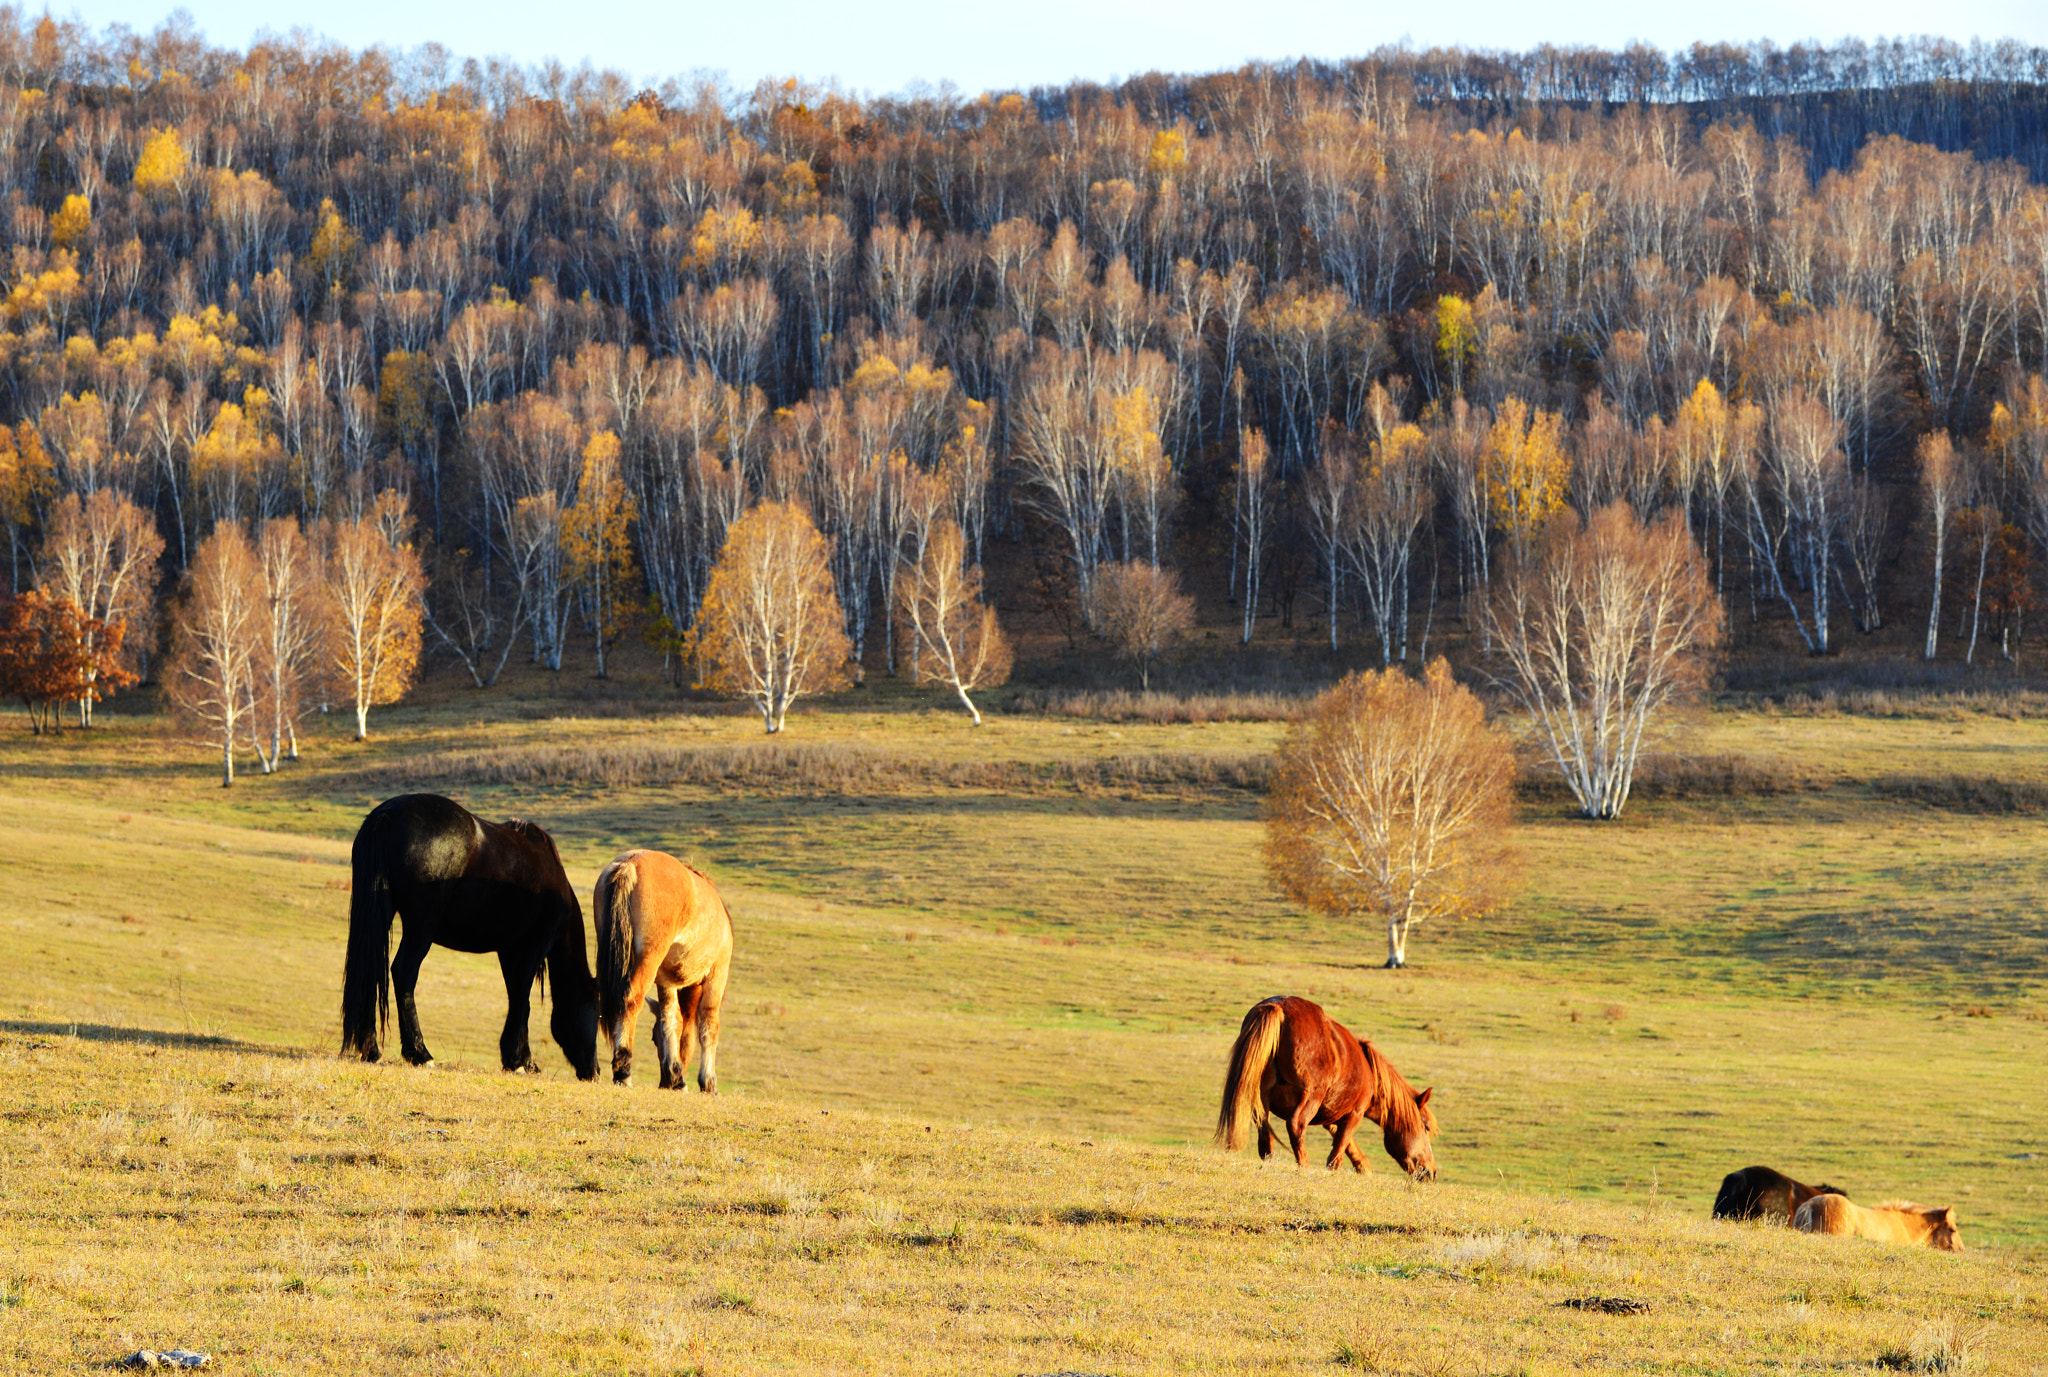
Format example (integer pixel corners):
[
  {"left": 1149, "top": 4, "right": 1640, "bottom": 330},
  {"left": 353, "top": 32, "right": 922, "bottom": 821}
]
[
  {"left": 1214, "top": 995, "right": 1437, "bottom": 1178},
  {"left": 1713, "top": 1165, "right": 1849, "bottom": 1223},
  {"left": 595, "top": 849, "right": 733, "bottom": 1090},
  {"left": 1793, "top": 1194, "right": 1964, "bottom": 1251}
]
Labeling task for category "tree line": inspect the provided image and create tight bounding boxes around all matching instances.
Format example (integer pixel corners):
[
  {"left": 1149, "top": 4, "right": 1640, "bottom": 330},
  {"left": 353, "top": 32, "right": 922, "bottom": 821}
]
[{"left": 3, "top": 16, "right": 2048, "bottom": 766}]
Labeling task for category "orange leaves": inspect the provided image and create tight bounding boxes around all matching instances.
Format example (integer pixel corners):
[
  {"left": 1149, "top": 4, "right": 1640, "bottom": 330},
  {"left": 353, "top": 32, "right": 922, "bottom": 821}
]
[
  {"left": 1263, "top": 659, "right": 1517, "bottom": 964},
  {"left": 0, "top": 589, "right": 129, "bottom": 734}
]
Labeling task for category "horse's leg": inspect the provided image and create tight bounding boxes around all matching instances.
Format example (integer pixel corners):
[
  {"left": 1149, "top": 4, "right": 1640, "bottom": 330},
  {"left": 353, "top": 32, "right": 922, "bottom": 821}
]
[
  {"left": 651, "top": 981, "right": 685, "bottom": 1089},
  {"left": 675, "top": 982, "right": 704, "bottom": 1090},
  {"left": 1256, "top": 1118, "right": 1275, "bottom": 1161},
  {"left": 1285, "top": 1099, "right": 1321, "bottom": 1168},
  {"left": 612, "top": 937, "right": 668, "bottom": 1086},
  {"left": 1328, "top": 1111, "right": 1366, "bottom": 1172},
  {"left": 1343, "top": 1139, "right": 1370, "bottom": 1173},
  {"left": 496, "top": 948, "right": 541, "bottom": 1073},
  {"left": 694, "top": 958, "right": 729, "bottom": 1094},
  {"left": 391, "top": 927, "right": 436, "bottom": 1066}
]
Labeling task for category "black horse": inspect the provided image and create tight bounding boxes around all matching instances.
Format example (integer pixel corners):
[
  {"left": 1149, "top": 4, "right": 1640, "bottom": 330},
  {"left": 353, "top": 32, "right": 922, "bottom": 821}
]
[
  {"left": 1713, "top": 1165, "right": 1848, "bottom": 1222},
  {"left": 341, "top": 793, "right": 598, "bottom": 1079}
]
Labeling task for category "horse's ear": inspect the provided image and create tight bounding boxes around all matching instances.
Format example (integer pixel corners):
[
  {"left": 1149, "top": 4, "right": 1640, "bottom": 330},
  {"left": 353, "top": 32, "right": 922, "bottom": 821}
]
[
  {"left": 1940, "top": 1207, "right": 1956, "bottom": 1221},
  {"left": 1416, "top": 1086, "right": 1433, "bottom": 1107}
]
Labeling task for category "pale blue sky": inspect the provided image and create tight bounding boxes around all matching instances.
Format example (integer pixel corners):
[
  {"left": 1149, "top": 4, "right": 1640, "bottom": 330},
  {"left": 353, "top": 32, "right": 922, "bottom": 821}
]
[{"left": 53, "top": 0, "right": 2048, "bottom": 98}]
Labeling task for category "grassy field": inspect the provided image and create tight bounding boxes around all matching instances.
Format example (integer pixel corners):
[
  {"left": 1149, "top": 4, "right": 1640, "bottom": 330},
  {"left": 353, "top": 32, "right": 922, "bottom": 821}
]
[{"left": 0, "top": 663, "right": 2044, "bottom": 1372}]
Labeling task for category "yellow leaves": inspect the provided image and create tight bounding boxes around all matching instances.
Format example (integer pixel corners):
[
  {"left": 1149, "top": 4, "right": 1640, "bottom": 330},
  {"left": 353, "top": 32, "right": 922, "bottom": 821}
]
[
  {"left": 0, "top": 421, "right": 52, "bottom": 526},
  {"left": 1435, "top": 295, "right": 1475, "bottom": 393},
  {"left": 162, "top": 310, "right": 232, "bottom": 383},
  {"left": 1485, "top": 398, "right": 1569, "bottom": 559},
  {"left": 192, "top": 400, "right": 276, "bottom": 477},
  {"left": 306, "top": 199, "right": 360, "bottom": 303},
  {"left": 1147, "top": 129, "right": 1189, "bottom": 179},
  {"left": 690, "top": 206, "right": 760, "bottom": 278},
  {"left": 1265, "top": 658, "right": 1517, "bottom": 936},
  {"left": 693, "top": 500, "right": 851, "bottom": 731},
  {"left": 50, "top": 195, "right": 89, "bottom": 250},
  {"left": 1105, "top": 386, "right": 1163, "bottom": 477},
  {"left": 3, "top": 248, "right": 81, "bottom": 329},
  {"left": 845, "top": 353, "right": 901, "bottom": 398},
  {"left": 133, "top": 127, "right": 190, "bottom": 198},
  {"left": 376, "top": 351, "right": 431, "bottom": 451}
]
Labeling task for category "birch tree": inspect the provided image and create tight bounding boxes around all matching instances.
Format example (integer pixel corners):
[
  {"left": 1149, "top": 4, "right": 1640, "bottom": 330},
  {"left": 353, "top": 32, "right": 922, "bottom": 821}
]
[
  {"left": 167, "top": 523, "right": 260, "bottom": 786},
  {"left": 898, "top": 520, "right": 1011, "bottom": 725},
  {"left": 1491, "top": 504, "right": 1722, "bottom": 820},
  {"left": 323, "top": 492, "right": 424, "bottom": 740},
  {"left": 1918, "top": 431, "right": 1962, "bottom": 659},
  {"left": 250, "top": 516, "right": 323, "bottom": 770},
  {"left": 1264, "top": 659, "right": 1516, "bottom": 968},
  {"left": 691, "top": 501, "right": 851, "bottom": 733}
]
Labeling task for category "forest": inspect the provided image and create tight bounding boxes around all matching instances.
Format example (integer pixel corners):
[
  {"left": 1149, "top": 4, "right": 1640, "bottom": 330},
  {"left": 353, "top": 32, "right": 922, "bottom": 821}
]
[{"left": 6, "top": 14, "right": 2048, "bottom": 746}]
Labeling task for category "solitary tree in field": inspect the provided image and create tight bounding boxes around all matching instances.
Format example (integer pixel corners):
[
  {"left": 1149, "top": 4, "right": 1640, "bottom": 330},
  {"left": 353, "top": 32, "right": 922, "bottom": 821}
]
[
  {"left": 166, "top": 524, "right": 260, "bottom": 785},
  {"left": 1265, "top": 659, "right": 1517, "bottom": 968},
  {"left": 1491, "top": 504, "right": 1722, "bottom": 820},
  {"left": 692, "top": 501, "right": 852, "bottom": 733},
  {"left": 899, "top": 519, "right": 1011, "bottom": 724},
  {"left": 1092, "top": 560, "right": 1194, "bottom": 690}
]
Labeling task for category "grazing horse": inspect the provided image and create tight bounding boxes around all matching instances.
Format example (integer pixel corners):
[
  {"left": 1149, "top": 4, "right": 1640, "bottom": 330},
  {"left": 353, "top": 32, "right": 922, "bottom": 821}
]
[
  {"left": 1214, "top": 995, "right": 1437, "bottom": 1179},
  {"left": 1793, "top": 1194, "right": 1964, "bottom": 1251},
  {"left": 595, "top": 849, "right": 733, "bottom": 1090},
  {"left": 1713, "top": 1165, "right": 1849, "bottom": 1223},
  {"left": 340, "top": 793, "right": 597, "bottom": 1079}
]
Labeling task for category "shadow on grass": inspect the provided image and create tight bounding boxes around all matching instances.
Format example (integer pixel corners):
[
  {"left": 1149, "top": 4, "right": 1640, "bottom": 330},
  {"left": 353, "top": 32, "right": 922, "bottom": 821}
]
[{"left": 0, "top": 1019, "right": 293, "bottom": 1054}]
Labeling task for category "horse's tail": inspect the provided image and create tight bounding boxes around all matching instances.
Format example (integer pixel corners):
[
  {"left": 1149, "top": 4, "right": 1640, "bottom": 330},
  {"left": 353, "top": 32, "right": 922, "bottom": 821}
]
[
  {"left": 340, "top": 815, "right": 395, "bottom": 1058},
  {"left": 595, "top": 856, "right": 639, "bottom": 1044},
  {"left": 1216, "top": 1000, "right": 1284, "bottom": 1150}
]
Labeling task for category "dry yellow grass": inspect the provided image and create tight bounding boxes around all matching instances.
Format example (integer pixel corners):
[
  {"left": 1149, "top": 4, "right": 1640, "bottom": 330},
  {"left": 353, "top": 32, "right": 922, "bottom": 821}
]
[
  {"left": 0, "top": 1033, "right": 2038, "bottom": 1375},
  {"left": 0, "top": 680, "right": 2044, "bottom": 1371}
]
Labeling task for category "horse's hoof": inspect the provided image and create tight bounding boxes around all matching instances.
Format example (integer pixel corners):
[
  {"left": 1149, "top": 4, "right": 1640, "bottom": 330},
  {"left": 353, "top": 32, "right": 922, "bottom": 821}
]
[{"left": 700, "top": 1078, "right": 718, "bottom": 1095}]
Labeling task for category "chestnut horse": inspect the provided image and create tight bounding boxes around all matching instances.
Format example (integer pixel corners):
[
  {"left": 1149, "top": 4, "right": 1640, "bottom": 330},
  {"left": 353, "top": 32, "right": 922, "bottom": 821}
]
[
  {"left": 1215, "top": 995, "right": 1437, "bottom": 1178},
  {"left": 595, "top": 849, "right": 733, "bottom": 1089},
  {"left": 341, "top": 793, "right": 597, "bottom": 1079},
  {"left": 1713, "top": 1165, "right": 1849, "bottom": 1223},
  {"left": 1793, "top": 1194, "right": 1964, "bottom": 1251}
]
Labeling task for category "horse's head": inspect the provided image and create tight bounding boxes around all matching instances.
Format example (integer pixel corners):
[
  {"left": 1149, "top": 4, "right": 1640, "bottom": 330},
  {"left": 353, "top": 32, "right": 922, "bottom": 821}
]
[
  {"left": 1383, "top": 1083, "right": 1437, "bottom": 1181},
  {"left": 1928, "top": 1207, "right": 1964, "bottom": 1252}
]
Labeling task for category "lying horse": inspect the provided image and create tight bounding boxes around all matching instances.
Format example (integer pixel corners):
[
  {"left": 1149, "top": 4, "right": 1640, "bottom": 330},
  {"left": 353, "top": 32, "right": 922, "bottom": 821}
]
[
  {"left": 1793, "top": 1194, "right": 1964, "bottom": 1251},
  {"left": 595, "top": 849, "right": 733, "bottom": 1090},
  {"left": 1713, "top": 1165, "right": 1849, "bottom": 1223},
  {"left": 1215, "top": 995, "right": 1436, "bottom": 1179},
  {"left": 341, "top": 793, "right": 597, "bottom": 1079}
]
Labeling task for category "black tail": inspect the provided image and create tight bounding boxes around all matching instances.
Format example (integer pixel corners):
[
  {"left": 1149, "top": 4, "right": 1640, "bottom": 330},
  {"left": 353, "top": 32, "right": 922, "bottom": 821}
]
[
  {"left": 595, "top": 857, "right": 637, "bottom": 1043},
  {"left": 340, "top": 819, "right": 395, "bottom": 1058}
]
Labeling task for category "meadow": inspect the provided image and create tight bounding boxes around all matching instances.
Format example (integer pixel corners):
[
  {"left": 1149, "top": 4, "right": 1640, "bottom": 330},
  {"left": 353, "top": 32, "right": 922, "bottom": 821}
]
[{"left": 0, "top": 661, "right": 2044, "bottom": 1373}]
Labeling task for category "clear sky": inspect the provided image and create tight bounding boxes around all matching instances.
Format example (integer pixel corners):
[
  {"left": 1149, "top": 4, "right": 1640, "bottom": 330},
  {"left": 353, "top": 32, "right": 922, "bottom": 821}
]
[{"left": 53, "top": 0, "right": 2048, "bottom": 98}]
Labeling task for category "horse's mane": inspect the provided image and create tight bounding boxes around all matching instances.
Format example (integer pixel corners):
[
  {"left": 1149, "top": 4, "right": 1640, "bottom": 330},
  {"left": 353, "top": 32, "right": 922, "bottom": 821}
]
[{"left": 1361, "top": 1039, "right": 1434, "bottom": 1136}]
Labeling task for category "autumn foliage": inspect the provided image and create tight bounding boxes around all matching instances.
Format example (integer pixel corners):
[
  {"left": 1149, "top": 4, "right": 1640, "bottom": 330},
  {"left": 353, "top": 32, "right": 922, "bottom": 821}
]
[
  {"left": 691, "top": 501, "right": 851, "bottom": 733},
  {"left": 0, "top": 589, "right": 130, "bottom": 733},
  {"left": 1264, "top": 660, "right": 1517, "bottom": 968}
]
